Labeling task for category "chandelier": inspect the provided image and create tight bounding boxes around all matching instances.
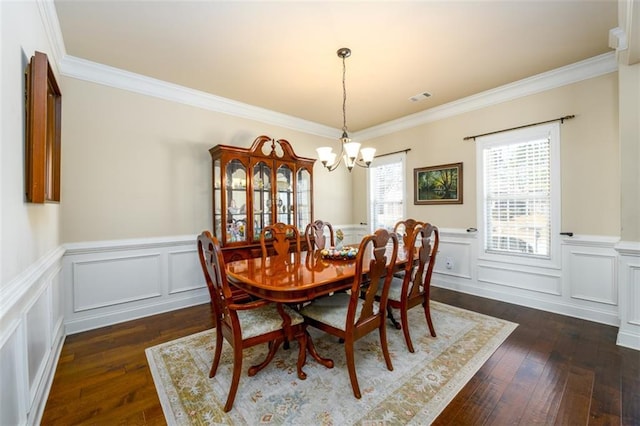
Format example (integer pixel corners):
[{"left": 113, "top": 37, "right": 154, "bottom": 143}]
[{"left": 316, "top": 48, "right": 376, "bottom": 172}]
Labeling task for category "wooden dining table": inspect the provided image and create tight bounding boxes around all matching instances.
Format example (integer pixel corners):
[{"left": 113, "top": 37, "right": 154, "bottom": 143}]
[{"left": 224, "top": 245, "right": 413, "bottom": 375}]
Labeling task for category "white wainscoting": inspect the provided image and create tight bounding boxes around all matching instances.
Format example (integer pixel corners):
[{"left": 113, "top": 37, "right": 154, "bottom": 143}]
[
  {"left": 2, "top": 230, "right": 637, "bottom": 426},
  {"left": 0, "top": 247, "right": 65, "bottom": 426},
  {"left": 62, "top": 235, "right": 210, "bottom": 334},
  {"left": 433, "top": 229, "right": 622, "bottom": 328},
  {"left": 616, "top": 241, "right": 640, "bottom": 350}
]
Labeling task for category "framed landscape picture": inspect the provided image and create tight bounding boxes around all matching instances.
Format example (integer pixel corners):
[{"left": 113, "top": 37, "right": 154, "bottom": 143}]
[{"left": 414, "top": 162, "right": 463, "bottom": 205}]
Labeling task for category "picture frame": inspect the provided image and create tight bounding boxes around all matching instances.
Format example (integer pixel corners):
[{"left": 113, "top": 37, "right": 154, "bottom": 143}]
[
  {"left": 414, "top": 162, "right": 463, "bottom": 205},
  {"left": 25, "top": 51, "right": 62, "bottom": 203}
]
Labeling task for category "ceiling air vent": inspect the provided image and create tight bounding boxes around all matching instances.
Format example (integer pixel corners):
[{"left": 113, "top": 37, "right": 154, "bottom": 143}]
[{"left": 409, "top": 92, "right": 432, "bottom": 102}]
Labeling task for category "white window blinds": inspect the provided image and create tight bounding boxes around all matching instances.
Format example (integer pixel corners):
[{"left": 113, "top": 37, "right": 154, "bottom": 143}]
[
  {"left": 483, "top": 137, "right": 550, "bottom": 256},
  {"left": 368, "top": 153, "right": 405, "bottom": 231},
  {"left": 479, "top": 123, "right": 559, "bottom": 261}
]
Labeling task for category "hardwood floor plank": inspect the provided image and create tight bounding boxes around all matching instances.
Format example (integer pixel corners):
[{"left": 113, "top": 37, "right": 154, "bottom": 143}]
[
  {"left": 554, "top": 364, "right": 595, "bottom": 425},
  {"left": 446, "top": 337, "right": 530, "bottom": 424},
  {"left": 484, "top": 356, "right": 546, "bottom": 425},
  {"left": 620, "top": 347, "right": 640, "bottom": 426},
  {"left": 453, "top": 379, "right": 508, "bottom": 425},
  {"left": 41, "top": 288, "right": 640, "bottom": 425}
]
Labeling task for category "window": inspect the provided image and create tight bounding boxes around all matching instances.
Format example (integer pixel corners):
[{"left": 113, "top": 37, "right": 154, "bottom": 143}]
[
  {"left": 476, "top": 122, "right": 560, "bottom": 267},
  {"left": 368, "top": 152, "right": 406, "bottom": 231}
]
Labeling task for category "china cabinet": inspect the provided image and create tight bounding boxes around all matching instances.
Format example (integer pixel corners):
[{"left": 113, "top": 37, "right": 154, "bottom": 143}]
[{"left": 209, "top": 135, "right": 315, "bottom": 261}]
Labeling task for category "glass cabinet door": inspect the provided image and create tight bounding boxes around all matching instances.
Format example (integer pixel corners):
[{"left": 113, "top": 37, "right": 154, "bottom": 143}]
[
  {"left": 275, "top": 164, "right": 294, "bottom": 226},
  {"left": 213, "top": 159, "right": 222, "bottom": 239},
  {"left": 252, "top": 161, "right": 272, "bottom": 241},
  {"left": 225, "top": 159, "right": 247, "bottom": 244},
  {"left": 297, "top": 168, "right": 312, "bottom": 230}
]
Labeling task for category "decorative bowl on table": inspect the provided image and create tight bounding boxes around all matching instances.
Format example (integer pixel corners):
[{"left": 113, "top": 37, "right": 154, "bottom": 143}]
[{"left": 320, "top": 247, "right": 358, "bottom": 260}]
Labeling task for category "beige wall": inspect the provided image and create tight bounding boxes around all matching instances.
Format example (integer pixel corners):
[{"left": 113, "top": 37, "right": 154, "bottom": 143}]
[
  {"left": 1, "top": 1, "right": 62, "bottom": 286},
  {"left": 57, "top": 69, "right": 624, "bottom": 243},
  {"left": 60, "top": 78, "right": 353, "bottom": 243},
  {"left": 354, "top": 73, "right": 621, "bottom": 237}
]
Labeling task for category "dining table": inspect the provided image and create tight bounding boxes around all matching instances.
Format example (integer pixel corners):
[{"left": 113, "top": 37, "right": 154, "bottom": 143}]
[{"left": 224, "top": 245, "right": 414, "bottom": 376}]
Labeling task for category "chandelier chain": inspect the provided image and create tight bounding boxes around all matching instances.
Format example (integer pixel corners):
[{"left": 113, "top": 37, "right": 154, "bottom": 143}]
[{"left": 342, "top": 54, "right": 348, "bottom": 135}]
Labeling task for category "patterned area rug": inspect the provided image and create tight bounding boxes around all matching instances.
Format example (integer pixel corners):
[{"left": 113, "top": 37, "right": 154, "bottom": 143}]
[{"left": 146, "top": 301, "right": 517, "bottom": 425}]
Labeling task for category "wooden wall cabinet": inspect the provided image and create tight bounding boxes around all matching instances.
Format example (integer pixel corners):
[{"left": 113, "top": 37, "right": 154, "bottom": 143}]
[{"left": 209, "top": 135, "right": 315, "bottom": 261}]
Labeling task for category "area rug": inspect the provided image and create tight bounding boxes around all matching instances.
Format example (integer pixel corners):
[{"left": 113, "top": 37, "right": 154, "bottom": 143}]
[{"left": 145, "top": 301, "right": 517, "bottom": 425}]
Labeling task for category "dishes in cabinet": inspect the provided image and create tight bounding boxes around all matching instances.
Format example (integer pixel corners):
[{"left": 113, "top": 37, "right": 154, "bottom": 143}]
[
  {"left": 277, "top": 180, "right": 290, "bottom": 191},
  {"left": 276, "top": 173, "right": 289, "bottom": 191}
]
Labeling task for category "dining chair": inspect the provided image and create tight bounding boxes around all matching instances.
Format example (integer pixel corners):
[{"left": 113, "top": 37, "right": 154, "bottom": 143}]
[
  {"left": 382, "top": 223, "right": 440, "bottom": 353},
  {"left": 197, "top": 230, "right": 307, "bottom": 412},
  {"left": 304, "top": 219, "right": 335, "bottom": 250},
  {"left": 393, "top": 218, "right": 424, "bottom": 247},
  {"left": 260, "top": 222, "right": 301, "bottom": 261},
  {"left": 299, "top": 228, "right": 399, "bottom": 399}
]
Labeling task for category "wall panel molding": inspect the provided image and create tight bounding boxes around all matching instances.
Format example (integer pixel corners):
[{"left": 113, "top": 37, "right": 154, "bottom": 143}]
[
  {"left": 168, "top": 249, "right": 206, "bottom": 295},
  {"left": 616, "top": 241, "right": 640, "bottom": 350},
  {"left": 71, "top": 254, "right": 163, "bottom": 312},
  {"left": 62, "top": 235, "right": 209, "bottom": 334},
  {"left": 0, "top": 247, "right": 65, "bottom": 425},
  {"left": 434, "top": 230, "right": 623, "bottom": 328},
  {"left": 567, "top": 250, "right": 617, "bottom": 305}
]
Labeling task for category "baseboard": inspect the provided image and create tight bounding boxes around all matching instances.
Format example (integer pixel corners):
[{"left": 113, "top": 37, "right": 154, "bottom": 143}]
[
  {"left": 65, "top": 293, "right": 210, "bottom": 335},
  {"left": 433, "top": 278, "right": 620, "bottom": 327},
  {"left": 616, "top": 330, "right": 640, "bottom": 351}
]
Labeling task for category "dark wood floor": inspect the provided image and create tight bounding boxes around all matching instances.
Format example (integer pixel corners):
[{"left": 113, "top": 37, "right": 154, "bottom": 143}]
[{"left": 41, "top": 287, "right": 640, "bottom": 425}]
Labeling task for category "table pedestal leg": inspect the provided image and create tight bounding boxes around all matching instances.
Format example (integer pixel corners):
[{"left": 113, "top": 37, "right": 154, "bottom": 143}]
[
  {"left": 305, "top": 331, "right": 334, "bottom": 368},
  {"left": 248, "top": 338, "right": 283, "bottom": 376},
  {"left": 293, "top": 330, "right": 308, "bottom": 380}
]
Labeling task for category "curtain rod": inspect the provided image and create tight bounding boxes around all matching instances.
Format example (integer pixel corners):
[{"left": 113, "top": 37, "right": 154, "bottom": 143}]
[
  {"left": 463, "top": 115, "right": 575, "bottom": 141},
  {"left": 375, "top": 148, "right": 411, "bottom": 158}
]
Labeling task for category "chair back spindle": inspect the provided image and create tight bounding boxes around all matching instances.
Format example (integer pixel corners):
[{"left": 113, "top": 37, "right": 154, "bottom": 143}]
[
  {"left": 354, "top": 229, "right": 398, "bottom": 326},
  {"left": 260, "top": 222, "right": 301, "bottom": 261},
  {"left": 393, "top": 218, "right": 423, "bottom": 247},
  {"left": 305, "top": 220, "right": 335, "bottom": 250}
]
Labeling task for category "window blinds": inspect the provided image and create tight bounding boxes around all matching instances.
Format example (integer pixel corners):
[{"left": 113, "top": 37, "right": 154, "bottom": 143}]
[
  {"left": 370, "top": 158, "right": 404, "bottom": 231},
  {"left": 483, "top": 137, "right": 551, "bottom": 257}
]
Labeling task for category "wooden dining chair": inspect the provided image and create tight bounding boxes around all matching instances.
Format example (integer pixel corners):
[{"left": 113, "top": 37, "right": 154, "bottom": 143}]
[
  {"left": 393, "top": 218, "right": 424, "bottom": 247},
  {"left": 197, "top": 230, "right": 307, "bottom": 412},
  {"left": 382, "top": 223, "right": 440, "bottom": 353},
  {"left": 304, "top": 220, "right": 335, "bottom": 250},
  {"left": 299, "top": 228, "right": 399, "bottom": 399},
  {"left": 260, "top": 222, "right": 301, "bottom": 261}
]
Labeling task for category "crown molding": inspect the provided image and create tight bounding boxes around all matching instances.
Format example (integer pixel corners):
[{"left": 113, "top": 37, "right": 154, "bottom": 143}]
[
  {"left": 41, "top": 0, "right": 617, "bottom": 141},
  {"left": 38, "top": 0, "right": 336, "bottom": 138},
  {"left": 59, "top": 51, "right": 617, "bottom": 142},
  {"left": 353, "top": 52, "right": 618, "bottom": 141},
  {"left": 36, "top": 0, "right": 66, "bottom": 76},
  {"left": 58, "top": 55, "right": 337, "bottom": 139}
]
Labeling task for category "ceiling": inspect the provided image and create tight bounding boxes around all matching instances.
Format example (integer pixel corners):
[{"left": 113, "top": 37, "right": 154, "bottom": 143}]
[{"left": 53, "top": 1, "right": 618, "bottom": 133}]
